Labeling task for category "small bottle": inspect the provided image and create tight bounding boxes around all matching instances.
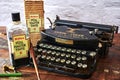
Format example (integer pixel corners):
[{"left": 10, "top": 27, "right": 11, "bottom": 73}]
[{"left": 7, "top": 12, "right": 30, "bottom": 68}]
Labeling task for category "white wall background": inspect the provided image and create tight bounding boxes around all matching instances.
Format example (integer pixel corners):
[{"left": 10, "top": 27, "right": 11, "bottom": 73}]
[{"left": 0, "top": 0, "right": 120, "bottom": 32}]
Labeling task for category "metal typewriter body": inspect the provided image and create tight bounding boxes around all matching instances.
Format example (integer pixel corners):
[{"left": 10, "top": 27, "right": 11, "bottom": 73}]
[
  {"left": 33, "top": 25, "right": 99, "bottom": 78},
  {"left": 32, "top": 16, "right": 118, "bottom": 78}
]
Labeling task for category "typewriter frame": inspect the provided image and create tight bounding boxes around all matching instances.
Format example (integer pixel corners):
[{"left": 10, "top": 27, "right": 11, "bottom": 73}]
[
  {"left": 32, "top": 24, "right": 99, "bottom": 78},
  {"left": 31, "top": 16, "right": 118, "bottom": 79}
]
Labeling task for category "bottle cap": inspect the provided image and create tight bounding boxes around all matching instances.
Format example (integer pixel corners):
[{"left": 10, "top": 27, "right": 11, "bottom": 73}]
[{"left": 11, "top": 12, "right": 20, "bottom": 21}]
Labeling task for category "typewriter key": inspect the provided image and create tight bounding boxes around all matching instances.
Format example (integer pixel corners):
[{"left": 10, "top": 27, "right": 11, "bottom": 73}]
[
  {"left": 42, "top": 49, "right": 47, "bottom": 53},
  {"left": 71, "top": 55, "right": 76, "bottom": 59},
  {"left": 37, "top": 55, "right": 41, "bottom": 60},
  {"left": 56, "top": 52, "right": 60, "bottom": 56},
  {"left": 66, "top": 60, "right": 71, "bottom": 64},
  {"left": 82, "top": 64, "right": 87, "bottom": 68},
  {"left": 66, "top": 54, "right": 71, "bottom": 58},
  {"left": 71, "top": 61, "right": 76, "bottom": 65},
  {"left": 56, "top": 47, "right": 62, "bottom": 50},
  {"left": 76, "top": 57, "right": 81, "bottom": 61},
  {"left": 41, "top": 55, "right": 46, "bottom": 59},
  {"left": 76, "top": 50, "right": 81, "bottom": 54},
  {"left": 61, "top": 47, "right": 67, "bottom": 51},
  {"left": 47, "top": 50, "right": 52, "bottom": 54},
  {"left": 71, "top": 49, "right": 76, "bottom": 53},
  {"left": 43, "top": 44, "right": 48, "bottom": 48},
  {"left": 38, "top": 49, "right": 43, "bottom": 52},
  {"left": 39, "top": 43, "right": 44, "bottom": 47},
  {"left": 61, "top": 59, "right": 65, "bottom": 63},
  {"left": 47, "top": 45, "right": 52, "bottom": 48},
  {"left": 81, "top": 51, "right": 87, "bottom": 55},
  {"left": 51, "top": 46, "right": 57, "bottom": 50},
  {"left": 56, "top": 58, "right": 60, "bottom": 62},
  {"left": 82, "top": 56, "right": 87, "bottom": 61},
  {"left": 37, "top": 55, "right": 41, "bottom": 58},
  {"left": 61, "top": 53, "right": 66, "bottom": 57},
  {"left": 51, "top": 51, "right": 56, "bottom": 55},
  {"left": 90, "top": 52, "right": 96, "bottom": 57},
  {"left": 67, "top": 48, "right": 72, "bottom": 52},
  {"left": 51, "top": 57, "right": 55, "bottom": 61},
  {"left": 77, "top": 63, "right": 82, "bottom": 68},
  {"left": 46, "top": 56, "right": 51, "bottom": 60}
]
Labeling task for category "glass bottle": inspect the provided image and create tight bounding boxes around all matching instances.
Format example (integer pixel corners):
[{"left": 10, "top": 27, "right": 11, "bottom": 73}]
[{"left": 7, "top": 12, "right": 30, "bottom": 68}]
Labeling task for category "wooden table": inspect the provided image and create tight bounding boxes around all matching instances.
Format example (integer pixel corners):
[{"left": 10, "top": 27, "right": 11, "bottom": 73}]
[{"left": 0, "top": 26, "right": 120, "bottom": 80}]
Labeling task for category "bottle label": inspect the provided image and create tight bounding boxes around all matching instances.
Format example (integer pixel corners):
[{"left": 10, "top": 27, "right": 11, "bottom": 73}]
[
  {"left": 12, "top": 35, "right": 29, "bottom": 60},
  {"left": 27, "top": 14, "right": 41, "bottom": 33}
]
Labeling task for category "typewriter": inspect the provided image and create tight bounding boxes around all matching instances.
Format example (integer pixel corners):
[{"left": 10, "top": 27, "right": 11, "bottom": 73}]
[{"left": 32, "top": 16, "right": 118, "bottom": 78}]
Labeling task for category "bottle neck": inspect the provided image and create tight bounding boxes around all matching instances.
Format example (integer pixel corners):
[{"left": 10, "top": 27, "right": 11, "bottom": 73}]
[{"left": 13, "top": 21, "right": 21, "bottom": 25}]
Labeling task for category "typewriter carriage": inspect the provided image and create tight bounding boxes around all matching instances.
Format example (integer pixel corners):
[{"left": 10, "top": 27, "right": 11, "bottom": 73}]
[{"left": 53, "top": 16, "right": 118, "bottom": 56}]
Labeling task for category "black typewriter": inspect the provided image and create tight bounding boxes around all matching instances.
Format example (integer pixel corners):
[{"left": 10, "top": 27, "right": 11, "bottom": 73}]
[
  {"left": 31, "top": 16, "right": 118, "bottom": 78},
  {"left": 32, "top": 20, "right": 99, "bottom": 78}
]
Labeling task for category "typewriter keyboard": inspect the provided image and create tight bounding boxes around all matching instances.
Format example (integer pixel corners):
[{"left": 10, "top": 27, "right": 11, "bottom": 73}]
[{"left": 33, "top": 41, "right": 98, "bottom": 78}]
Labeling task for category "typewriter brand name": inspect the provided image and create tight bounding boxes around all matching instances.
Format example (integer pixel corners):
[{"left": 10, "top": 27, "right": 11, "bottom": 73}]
[{"left": 54, "top": 31, "right": 86, "bottom": 39}]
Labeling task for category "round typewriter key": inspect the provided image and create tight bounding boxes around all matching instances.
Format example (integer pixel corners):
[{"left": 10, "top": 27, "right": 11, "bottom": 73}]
[
  {"left": 82, "top": 56, "right": 87, "bottom": 61},
  {"left": 81, "top": 51, "right": 87, "bottom": 55},
  {"left": 71, "top": 61, "right": 76, "bottom": 65},
  {"left": 47, "top": 45, "right": 52, "bottom": 48},
  {"left": 66, "top": 54, "right": 71, "bottom": 58},
  {"left": 90, "top": 52, "right": 96, "bottom": 57},
  {"left": 39, "top": 43, "right": 44, "bottom": 47},
  {"left": 71, "top": 55, "right": 76, "bottom": 59},
  {"left": 38, "top": 49, "right": 43, "bottom": 52},
  {"left": 56, "top": 58, "right": 60, "bottom": 62},
  {"left": 51, "top": 46, "right": 57, "bottom": 50},
  {"left": 76, "top": 57, "right": 81, "bottom": 61},
  {"left": 82, "top": 64, "right": 87, "bottom": 68},
  {"left": 61, "top": 47, "right": 67, "bottom": 51},
  {"left": 42, "top": 49, "right": 47, "bottom": 53},
  {"left": 51, "top": 51, "right": 56, "bottom": 55},
  {"left": 56, "top": 52, "right": 60, "bottom": 56},
  {"left": 47, "top": 50, "right": 52, "bottom": 54},
  {"left": 61, "top": 59, "right": 65, "bottom": 63},
  {"left": 66, "top": 60, "right": 71, "bottom": 64},
  {"left": 37, "top": 55, "right": 41, "bottom": 60},
  {"left": 56, "top": 47, "right": 62, "bottom": 50},
  {"left": 67, "top": 48, "right": 72, "bottom": 52},
  {"left": 43, "top": 44, "right": 48, "bottom": 48},
  {"left": 76, "top": 50, "right": 81, "bottom": 54},
  {"left": 41, "top": 55, "right": 46, "bottom": 59},
  {"left": 77, "top": 63, "right": 82, "bottom": 68},
  {"left": 61, "top": 53, "right": 66, "bottom": 57},
  {"left": 71, "top": 49, "right": 76, "bottom": 53},
  {"left": 51, "top": 57, "right": 55, "bottom": 61},
  {"left": 46, "top": 56, "right": 51, "bottom": 60}
]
